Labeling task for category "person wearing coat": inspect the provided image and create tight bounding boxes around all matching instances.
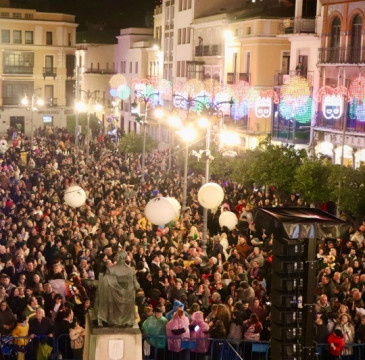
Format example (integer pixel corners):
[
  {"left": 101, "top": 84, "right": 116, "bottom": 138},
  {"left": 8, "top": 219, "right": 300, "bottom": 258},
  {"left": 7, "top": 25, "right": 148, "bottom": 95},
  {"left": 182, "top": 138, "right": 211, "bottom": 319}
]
[
  {"left": 165, "top": 300, "right": 189, "bottom": 321},
  {"left": 166, "top": 308, "right": 190, "bottom": 353},
  {"left": 190, "top": 311, "right": 210, "bottom": 356},
  {"left": 328, "top": 329, "right": 345, "bottom": 360},
  {"left": 142, "top": 307, "right": 168, "bottom": 351}
]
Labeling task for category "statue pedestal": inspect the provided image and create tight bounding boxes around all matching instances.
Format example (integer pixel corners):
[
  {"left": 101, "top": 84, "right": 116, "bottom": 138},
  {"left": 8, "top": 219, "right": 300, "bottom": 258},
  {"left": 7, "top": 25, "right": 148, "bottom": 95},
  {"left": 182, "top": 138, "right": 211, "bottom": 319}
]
[{"left": 84, "top": 314, "right": 142, "bottom": 360}]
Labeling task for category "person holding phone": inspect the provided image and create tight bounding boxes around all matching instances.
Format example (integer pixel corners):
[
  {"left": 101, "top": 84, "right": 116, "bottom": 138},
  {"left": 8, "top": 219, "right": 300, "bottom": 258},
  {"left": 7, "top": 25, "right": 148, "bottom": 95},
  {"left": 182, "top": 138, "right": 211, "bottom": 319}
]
[{"left": 190, "top": 311, "right": 210, "bottom": 358}]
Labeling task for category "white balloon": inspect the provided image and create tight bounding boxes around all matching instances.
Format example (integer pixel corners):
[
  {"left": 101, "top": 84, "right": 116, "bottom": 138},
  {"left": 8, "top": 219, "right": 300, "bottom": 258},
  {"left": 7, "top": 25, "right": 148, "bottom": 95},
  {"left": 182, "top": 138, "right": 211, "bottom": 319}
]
[
  {"left": 219, "top": 211, "right": 238, "bottom": 230},
  {"left": 64, "top": 186, "right": 87, "bottom": 208},
  {"left": 166, "top": 197, "right": 181, "bottom": 218},
  {"left": 198, "top": 182, "right": 224, "bottom": 209},
  {"left": 145, "top": 197, "right": 176, "bottom": 225}
]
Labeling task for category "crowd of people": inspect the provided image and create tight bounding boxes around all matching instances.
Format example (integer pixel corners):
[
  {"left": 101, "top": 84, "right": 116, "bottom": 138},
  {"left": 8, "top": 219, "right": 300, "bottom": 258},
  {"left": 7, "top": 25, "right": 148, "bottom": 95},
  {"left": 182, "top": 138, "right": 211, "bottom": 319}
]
[{"left": 0, "top": 126, "right": 363, "bottom": 360}]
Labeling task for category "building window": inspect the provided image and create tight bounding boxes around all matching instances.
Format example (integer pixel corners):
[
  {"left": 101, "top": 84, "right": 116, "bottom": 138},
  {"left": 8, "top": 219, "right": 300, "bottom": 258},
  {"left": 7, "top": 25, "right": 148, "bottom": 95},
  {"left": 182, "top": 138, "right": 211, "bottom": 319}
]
[
  {"left": 350, "top": 14, "right": 362, "bottom": 63},
  {"left": 329, "top": 17, "right": 341, "bottom": 62},
  {"left": 13, "top": 12, "right": 21, "bottom": 18},
  {"left": 176, "top": 61, "right": 180, "bottom": 77},
  {"left": 1, "top": 30, "right": 10, "bottom": 43},
  {"left": 179, "top": 0, "right": 182, "bottom": 11},
  {"left": 182, "top": 28, "right": 186, "bottom": 44},
  {"left": 13, "top": 30, "right": 22, "bottom": 44},
  {"left": 178, "top": 29, "right": 181, "bottom": 45},
  {"left": 25, "top": 31, "right": 33, "bottom": 44},
  {"left": 46, "top": 31, "right": 53, "bottom": 45},
  {"left": 135, "top": 61, "right": 138, "bottom": 74},
  {"left": 129, "top": 62, "right": 132, "bottom": 73},
  {"left": 247, "top": 27, "right": 251, "bottom": 35},
  {"left": 68, "top": 33, "right": 72, "bottom": 46},
  {"left": 186, "top": 28, "right": 190, "bottom": 44}
]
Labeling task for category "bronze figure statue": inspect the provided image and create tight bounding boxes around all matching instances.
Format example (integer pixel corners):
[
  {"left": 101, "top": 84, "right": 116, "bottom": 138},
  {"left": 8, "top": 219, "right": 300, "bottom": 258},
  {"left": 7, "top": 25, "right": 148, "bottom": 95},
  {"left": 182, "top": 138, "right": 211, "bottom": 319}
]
[{"left": 93, "top": 250, "right": 140, "bottom": 327}]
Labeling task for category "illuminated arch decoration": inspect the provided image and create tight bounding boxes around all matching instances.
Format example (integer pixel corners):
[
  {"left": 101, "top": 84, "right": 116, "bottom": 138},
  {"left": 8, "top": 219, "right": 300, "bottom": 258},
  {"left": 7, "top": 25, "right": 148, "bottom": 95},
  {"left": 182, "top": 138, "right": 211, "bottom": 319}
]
[
  {"left": 254, "top": 90, "right": 280, "bottom": 119},
  {"left": 315, "top": 86, "right": 350, "bottom": 120},
  {"left": 109, "top": 74, "right": 130, "bottom": 100},
  {"left": 156, "top": 79, "right": 172, "bottom": 100}
]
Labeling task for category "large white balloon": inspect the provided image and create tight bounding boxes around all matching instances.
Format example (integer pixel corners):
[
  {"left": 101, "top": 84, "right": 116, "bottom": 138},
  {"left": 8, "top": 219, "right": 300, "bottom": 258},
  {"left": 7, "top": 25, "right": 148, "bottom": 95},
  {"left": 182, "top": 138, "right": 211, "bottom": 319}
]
[
  {"left": 166, "top": 197, "right": 181, "bottom": 218},
  {"left": 145, "top": 197, "right": 177, "bottom": 225},
  {"left": 219, "top": 211, "right": 238, "bottom": 230},
  {"left": 64, "top": 186, "right": 87, "bottom": 208},
  {"left": 198, "top": 182, "right": 224, "bottom": 209}
]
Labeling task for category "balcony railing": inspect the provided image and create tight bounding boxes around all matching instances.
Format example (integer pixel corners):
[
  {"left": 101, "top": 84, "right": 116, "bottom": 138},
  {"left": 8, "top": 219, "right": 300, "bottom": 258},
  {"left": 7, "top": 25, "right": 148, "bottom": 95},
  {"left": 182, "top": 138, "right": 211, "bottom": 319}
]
[
  {"left": 3, "top": 97, "right": 21, "bottom": 105},
  {"left": 278, "top": 17, "right": 315, "bottom": 34},
  {"left": 3, "top": 65, "right": 33, "bottom": 75},
  {"left": 274, "top": 71, "right": 314, "bottom": 86},
  {"left": 227, "top": 72, "right": 250, "bottom": 84},
  {"left": 318, "top": 47, "right": 365, "bottom": 64},
  {"left": 43, "top": 67, "right": 57, "bottom": 78},
  {"left": 46, "top": 98, "right": 58, "bottom": 107},
  {"left": 195, "top": 44, "right": 222, "bottom": 57},
  {"left": 85, "top": 68, "right": 116, "bottom": 75}
]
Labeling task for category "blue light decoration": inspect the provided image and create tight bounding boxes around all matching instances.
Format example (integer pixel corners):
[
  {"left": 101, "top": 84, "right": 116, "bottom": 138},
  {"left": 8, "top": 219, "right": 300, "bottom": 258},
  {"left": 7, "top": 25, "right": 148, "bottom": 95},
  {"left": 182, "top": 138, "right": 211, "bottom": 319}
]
[
  {"left": 116, "top": 84, "right": 131, "bottom": 100},
  {"left": 279, "top": 97, "right": 312, "bottom": 124},
  {"left": 231, "top": 99, "right": 250, "bottom": 120},
  {"left": 349, "top": 99, "right": 365, "bottom": 122},
  {"left": 356, "top": 102, "right": 365, "bottom": 121},
  {"left": 191, "top": 91, "right": 211, "bottom": 113}
]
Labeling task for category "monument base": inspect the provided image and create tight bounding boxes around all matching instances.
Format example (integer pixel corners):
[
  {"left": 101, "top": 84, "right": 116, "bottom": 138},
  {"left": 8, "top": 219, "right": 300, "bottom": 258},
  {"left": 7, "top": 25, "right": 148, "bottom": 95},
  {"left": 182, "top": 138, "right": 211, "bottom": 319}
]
[{"left": 84, "top": 313, "right": 142, "bottom": 360}]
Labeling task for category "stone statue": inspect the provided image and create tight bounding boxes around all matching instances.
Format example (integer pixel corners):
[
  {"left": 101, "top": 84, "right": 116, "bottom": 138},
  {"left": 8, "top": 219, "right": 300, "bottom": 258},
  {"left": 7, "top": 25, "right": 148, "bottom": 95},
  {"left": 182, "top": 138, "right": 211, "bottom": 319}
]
[{"left": 93, "top": 251, "right": 140, "bottom": 327}]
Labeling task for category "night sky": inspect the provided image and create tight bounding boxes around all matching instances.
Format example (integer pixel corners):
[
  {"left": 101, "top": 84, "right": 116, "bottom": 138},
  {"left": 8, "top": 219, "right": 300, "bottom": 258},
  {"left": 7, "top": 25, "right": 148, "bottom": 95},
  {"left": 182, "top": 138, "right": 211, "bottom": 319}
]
[{"left": 10, "top": 0, "right": 161, "bottom": 31}]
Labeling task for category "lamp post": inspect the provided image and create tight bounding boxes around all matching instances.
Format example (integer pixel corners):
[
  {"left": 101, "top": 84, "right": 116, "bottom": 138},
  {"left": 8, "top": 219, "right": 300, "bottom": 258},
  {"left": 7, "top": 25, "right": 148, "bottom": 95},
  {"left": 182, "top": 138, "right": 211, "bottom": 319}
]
[
  {"left": 75, "top": 90, "right": 102, "bottom": 156},
  {"left": 131, "top": 89, "right": 160, "bottom": 184},
  {"left": 21, "top": 89, "right": 44, "bottom": 151},
  {"left": 177, "top": 126, "right": 197, "bottom": 212}
]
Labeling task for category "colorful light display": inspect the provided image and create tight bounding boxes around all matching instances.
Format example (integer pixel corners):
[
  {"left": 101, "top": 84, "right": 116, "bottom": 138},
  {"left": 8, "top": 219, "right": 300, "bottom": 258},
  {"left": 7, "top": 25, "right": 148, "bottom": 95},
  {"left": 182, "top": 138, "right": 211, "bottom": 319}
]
[{"left": 315, "top": 86, "right": 350, "bottom": 120}]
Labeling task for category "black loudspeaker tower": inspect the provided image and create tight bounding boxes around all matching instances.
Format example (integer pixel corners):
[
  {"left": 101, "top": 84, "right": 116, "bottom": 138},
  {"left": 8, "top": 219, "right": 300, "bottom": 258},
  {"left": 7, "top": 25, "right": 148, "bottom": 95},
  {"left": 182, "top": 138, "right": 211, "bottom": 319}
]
[{"left": 254, "top": 208, "right": 347, "bottom": 360}]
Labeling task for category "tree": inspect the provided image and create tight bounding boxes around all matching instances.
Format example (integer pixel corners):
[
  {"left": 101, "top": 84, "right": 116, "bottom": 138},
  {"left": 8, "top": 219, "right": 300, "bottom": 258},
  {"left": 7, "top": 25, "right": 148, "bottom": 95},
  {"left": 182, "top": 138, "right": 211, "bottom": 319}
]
[
  {"left": 232, "top": 139, "right": 307, "bottom": 199},
  {"left": 118, "top": 132, "right": 158, "bottom": 154},
  {"left": 66, "top": 114, "right": 100, "bottom": 136},
  {"left": 293, "top": 158, "right": 332, "bottom": 206},
  {"left": 328, "top": 165, "right": 365, "bottom": 222}
]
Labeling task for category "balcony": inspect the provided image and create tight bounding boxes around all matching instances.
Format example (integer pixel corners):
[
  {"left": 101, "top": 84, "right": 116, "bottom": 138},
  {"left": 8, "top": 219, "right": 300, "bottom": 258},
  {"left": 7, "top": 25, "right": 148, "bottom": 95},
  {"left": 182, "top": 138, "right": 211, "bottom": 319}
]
[
  {"left": 227, "top": 72, "right": 250, "bottom": 84},
  {"left": 85, "top": 68, "right": 116, "bottom": 75},
  {"left": 3, "top": 97, "right": 22, "bottom": 105},
  {"left": 279, "top": 17, "right": 315, "bottom": 35},
  {"left": 318, "top": 47, "right": 365, "bottom": 64},
  {"left": 46, "top": 98, "right": 58, "bottom": 107},
  {"left": 43, "top": 67, "right": 57, "bottom": 79},
  {"left": 3, "top": 65, "right": 33, "bottom": 75},
  {"left": 195, "top": 44, "right": 222, "bottom": 57}
]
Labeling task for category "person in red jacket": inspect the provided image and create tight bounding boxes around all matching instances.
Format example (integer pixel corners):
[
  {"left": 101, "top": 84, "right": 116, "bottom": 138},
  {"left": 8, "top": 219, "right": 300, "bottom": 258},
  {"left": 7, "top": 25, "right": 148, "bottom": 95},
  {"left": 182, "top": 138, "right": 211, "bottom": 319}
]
[{"left": 328, "top": 329, "right": 345, "bottom": 360}]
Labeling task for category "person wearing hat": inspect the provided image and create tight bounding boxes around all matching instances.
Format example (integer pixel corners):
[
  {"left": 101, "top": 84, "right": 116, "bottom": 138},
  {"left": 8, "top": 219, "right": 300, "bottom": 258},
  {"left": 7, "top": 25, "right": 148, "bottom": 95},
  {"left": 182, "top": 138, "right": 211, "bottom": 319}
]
[
  {"left": 142, "top": 307, "right": 168, "bottom": 355},
  {"left": 328, "top": 328, "right": 345, "bottom": 359}
]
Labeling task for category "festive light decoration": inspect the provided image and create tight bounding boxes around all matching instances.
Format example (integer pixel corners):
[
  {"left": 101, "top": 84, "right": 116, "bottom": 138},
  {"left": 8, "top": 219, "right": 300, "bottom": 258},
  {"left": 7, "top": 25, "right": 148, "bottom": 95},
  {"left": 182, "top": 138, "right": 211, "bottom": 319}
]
[
  {"left": 109, "top": 74, "right": 127, "bottom": 88},
  {"left": 232, "top": 81, "right": 251, "bottom": 103},
  {"left": 64, "top": 186, "right": 87, "bottom": 208},
  {"left": 116, "top": 84, "right": 131, "bottom": 100},
  {"left": 349, "top": 76, "right": 365, "bottom": 101},
  {"left": 231, "top": 100, "right": 250, "bottom": 120},
  {"left": 322, "top": 95, "right": 344, "bottom": 119},
  {"left": 198, "top": 183, "right": 224, "bottom": 209},
  {"left": 315, "top": 86, "right": 350, "bottom": 120},
  {"left": 281, "top": 76, "right": 310, "bottom": 107},
  {"left": 219, "top": 211, "right": 238, "bottom": 230},
  {"left": 255, "top": 97, "right": 272, "bottom": 118},
  {"left": 183, "top": 79, "right": 204, "bottom": 97},
  {"left": 145, "top": 197, "right": 177, "bottom": 225},
  {"left": 191, "top": 91, "right": 211, "bottom": 113},
  {"left": 155, "top": 79, "right": 172, "bottom": 100},
  {"left": 204, "top": 79, "right": 221, "bottom": 97}
]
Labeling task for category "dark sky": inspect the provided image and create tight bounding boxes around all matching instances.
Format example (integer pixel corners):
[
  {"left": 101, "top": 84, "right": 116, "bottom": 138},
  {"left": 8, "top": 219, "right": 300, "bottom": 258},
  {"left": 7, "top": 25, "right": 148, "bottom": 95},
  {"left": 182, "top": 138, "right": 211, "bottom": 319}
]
[{"left": 11, "top": 0, "right": 161, "bottom": 31}]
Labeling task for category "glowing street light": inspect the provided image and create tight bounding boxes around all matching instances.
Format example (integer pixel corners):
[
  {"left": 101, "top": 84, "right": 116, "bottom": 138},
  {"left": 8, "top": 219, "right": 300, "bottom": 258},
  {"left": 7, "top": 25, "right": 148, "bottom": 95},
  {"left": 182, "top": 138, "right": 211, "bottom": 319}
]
[
  {"left": 219, "top": 130, "right": 241, "bottom": 146},
  {"left": 177, "top": 126, "right": 197, "bottom": 211}
]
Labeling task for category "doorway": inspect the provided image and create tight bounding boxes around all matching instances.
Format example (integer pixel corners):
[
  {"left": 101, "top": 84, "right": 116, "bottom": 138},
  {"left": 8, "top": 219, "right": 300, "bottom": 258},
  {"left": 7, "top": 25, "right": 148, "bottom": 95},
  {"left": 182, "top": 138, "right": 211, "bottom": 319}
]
[{"left": 10, "top": 116, "right": 25, "bottom": 133}]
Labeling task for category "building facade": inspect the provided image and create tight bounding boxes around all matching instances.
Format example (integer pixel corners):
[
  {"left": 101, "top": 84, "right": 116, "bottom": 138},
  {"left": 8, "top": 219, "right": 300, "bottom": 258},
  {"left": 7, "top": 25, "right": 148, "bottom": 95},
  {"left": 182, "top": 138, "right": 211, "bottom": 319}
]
[
  {"left": 313, "top": 0, "right": 365, "bottom": 167},
  {"left": 0, "top": 6, "right": 77, "bottom": 134}
]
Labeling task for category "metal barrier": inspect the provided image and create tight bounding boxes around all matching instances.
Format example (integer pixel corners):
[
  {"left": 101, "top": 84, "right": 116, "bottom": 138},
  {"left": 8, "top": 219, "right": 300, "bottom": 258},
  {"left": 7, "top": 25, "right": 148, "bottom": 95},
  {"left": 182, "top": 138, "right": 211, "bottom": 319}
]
[
  {"left": 142, "top": 335, "right": 269, "bottom": 360},
  {"left": 0, "top": 334, "right": 77, "bottom": 360}
]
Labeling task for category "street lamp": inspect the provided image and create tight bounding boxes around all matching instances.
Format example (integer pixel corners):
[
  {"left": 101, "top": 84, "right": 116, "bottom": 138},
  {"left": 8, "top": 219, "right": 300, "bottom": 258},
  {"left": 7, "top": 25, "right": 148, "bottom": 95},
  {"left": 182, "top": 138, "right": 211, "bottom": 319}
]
[
  {"left": 75, "top": 90, "right": 103, "bottom": 156},
  {"left": 177, "top": 126, "right": 197, "bottom": 212},
  {"left": 21, "top": 90, "right": 44, "bottom": 150},
  {"left": 131, "top": 89, "right": 160, "bottom": 184}
]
